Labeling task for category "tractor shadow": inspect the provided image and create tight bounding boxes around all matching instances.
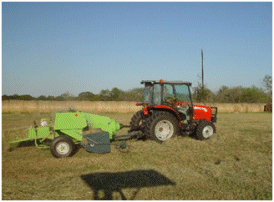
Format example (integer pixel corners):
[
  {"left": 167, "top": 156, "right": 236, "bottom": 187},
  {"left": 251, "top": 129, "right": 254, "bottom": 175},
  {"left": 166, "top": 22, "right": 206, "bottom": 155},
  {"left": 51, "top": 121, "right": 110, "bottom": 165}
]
[{"left": 80, "top": 169, "right": 176, "bottom": 200}]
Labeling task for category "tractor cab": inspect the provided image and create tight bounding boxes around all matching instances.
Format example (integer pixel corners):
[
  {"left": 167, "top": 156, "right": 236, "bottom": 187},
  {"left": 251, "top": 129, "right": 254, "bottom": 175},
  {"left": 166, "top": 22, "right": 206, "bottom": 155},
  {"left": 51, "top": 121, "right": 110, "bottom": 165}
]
[
  {"left": 131, "top": 79, "right": 217, "bottom": 142},
  {"left": 141, "top": 80, "right": 193, "bottom": 122}
]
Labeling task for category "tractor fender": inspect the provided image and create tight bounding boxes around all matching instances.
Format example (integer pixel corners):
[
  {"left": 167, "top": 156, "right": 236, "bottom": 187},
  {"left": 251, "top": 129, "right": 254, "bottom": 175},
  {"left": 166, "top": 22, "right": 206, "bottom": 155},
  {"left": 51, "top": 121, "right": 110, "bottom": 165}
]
[{"left": 151, "top": 106, "right": 182, "bottom": 127}]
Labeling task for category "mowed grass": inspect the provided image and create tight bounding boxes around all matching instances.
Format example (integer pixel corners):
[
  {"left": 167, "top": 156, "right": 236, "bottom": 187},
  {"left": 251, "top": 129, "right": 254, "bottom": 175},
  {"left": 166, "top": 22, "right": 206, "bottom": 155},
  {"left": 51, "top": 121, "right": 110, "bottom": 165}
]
[{"left": 2, "top": 112, "right": 272, "bottom": 200}]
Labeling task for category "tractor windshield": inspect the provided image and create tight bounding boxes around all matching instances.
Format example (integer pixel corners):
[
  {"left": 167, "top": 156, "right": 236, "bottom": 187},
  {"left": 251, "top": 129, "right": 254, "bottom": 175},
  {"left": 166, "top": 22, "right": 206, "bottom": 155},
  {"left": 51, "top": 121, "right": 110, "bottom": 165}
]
[
  {"left": 174, "top": 84, "right": 191, "bottom": 102},
  {"left": 163, "top": 84, "right": 191, "bottom": 103}
]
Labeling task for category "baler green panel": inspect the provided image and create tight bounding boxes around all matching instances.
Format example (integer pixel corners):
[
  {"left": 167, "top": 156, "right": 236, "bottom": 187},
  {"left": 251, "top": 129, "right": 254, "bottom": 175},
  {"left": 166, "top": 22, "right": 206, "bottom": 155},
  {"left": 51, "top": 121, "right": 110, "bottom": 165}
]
[
  {"left": 79, "top": 113, "right": 120, "bottom": 139},
  {"left": 9, "top": 127, "right": 50, "bottom": 145},
  {"left": 59, "top": 129, "right": 83, "bottom": 142},
  {"left": 28, "top": 127, "right": 50, "bottom": 139},
  {"left": 54, "top": 113, "right": 87, "bottom": 130}
]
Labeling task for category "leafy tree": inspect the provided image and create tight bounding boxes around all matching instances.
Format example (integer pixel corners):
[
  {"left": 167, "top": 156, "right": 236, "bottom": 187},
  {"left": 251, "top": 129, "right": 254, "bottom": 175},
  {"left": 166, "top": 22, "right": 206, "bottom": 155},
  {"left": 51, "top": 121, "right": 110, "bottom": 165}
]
[
  {"left": 60, "top": 92, "right": 76, "bottom": 101},
  {"left": 193, "top": 85, "right": 214, "bottom": 103},
  {"left": 98, "top": 89, "right": 111, "bottom": 101},
  {"left": 55, "top": 96, "right": 65, "bottom": 101},
  {"left": 78, "top": 91, "right": 95, "bottom": 101},
  {"left": 240, "top": 86, "right": 268, "bottom": 103},
  {"left": 127, "top": 88, "right": 143, "bottom": 102},
  {"left": 215, "top": 86, "right": 268, "bottom": 103},
  {"left": 215, "top": 86, "right": 229, "bottom": 102},
  {"left": 263, "top": 75, "right": 272, "bottom": 92},
  {"left": 11, "top": 94, "right": 20, "bottom": 100},
  {"left": 2, "top": 95, "right": 10, "bottom": 100},
  {"left": 18, "top": 94, "right": 34, "bottom": 100},
  {"left": 37, "top": 95, "right": 47, "bottom": 100},
  {"left": 110, "top": 88, "right": 123, "bottom": 101},
  {"left": 263, "top": 75, "right": 272, "bottom": 102},
  {"left": 47, "top": 95, "right": 55, "bottom": 101}
]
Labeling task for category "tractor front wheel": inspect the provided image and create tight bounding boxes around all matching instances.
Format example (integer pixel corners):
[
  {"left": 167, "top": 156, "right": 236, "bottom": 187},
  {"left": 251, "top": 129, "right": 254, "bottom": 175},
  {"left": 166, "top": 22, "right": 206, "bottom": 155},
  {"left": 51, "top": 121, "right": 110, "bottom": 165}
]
[
  {"left": 196, "top": 120, "right": 216, "bottom": 140},
  {"left": 50, "top": 136, "right": 76, "bottom": 158},
  {"left": 146, "top": 111, "right": 179, "bottom": 142}
]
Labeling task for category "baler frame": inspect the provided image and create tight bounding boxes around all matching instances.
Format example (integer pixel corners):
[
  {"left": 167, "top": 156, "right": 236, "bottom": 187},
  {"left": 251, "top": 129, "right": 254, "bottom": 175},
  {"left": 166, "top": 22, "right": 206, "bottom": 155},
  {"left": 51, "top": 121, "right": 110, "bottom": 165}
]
[{"left": 9, "top": 111, "right": 139, "bottom": 158}]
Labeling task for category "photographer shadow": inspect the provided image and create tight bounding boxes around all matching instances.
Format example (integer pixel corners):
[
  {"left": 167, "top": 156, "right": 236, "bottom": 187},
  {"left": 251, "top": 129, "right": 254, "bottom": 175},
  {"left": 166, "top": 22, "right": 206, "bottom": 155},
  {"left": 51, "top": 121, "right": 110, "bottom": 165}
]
[{"left": 81, "top": 169, "right": 176, "bottom": 200}]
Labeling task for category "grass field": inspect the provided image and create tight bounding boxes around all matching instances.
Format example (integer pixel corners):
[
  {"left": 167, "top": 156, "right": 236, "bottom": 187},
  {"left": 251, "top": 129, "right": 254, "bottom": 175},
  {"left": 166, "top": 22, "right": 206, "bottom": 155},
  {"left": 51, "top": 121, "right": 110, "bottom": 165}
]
[{"left": 2, "top": 112, "right": 272, "bottom": 200}]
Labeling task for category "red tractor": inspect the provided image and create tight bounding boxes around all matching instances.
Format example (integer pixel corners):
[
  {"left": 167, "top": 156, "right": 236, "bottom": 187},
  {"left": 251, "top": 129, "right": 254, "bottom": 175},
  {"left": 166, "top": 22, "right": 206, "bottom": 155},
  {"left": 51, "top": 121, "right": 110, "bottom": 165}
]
[{"left": 129, "top": 79, "right": 217, "bottom": 142}]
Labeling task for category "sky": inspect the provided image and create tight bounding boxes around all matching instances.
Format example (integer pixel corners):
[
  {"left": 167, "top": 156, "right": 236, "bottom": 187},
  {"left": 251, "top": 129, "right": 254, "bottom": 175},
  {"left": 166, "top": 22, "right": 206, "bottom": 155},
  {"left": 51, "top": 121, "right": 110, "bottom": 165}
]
[{"left": 2, "top": 2, "right": 272, "bottom": 97}]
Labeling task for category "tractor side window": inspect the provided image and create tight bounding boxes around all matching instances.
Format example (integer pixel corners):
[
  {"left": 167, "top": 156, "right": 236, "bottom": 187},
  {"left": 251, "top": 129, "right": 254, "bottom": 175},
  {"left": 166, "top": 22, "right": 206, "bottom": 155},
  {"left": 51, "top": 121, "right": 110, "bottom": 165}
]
[
  {"left": 174, "top": 85, "right": 191, "bottom": 102},
  {"left": 153, "top": 84, "right": 161, "bottom": 105},
  {"left": 163, "top": 84, "right": 175, "bottom": 102},
  {"left": 143, "top": 84, "right": 152, "bottom": 104}
]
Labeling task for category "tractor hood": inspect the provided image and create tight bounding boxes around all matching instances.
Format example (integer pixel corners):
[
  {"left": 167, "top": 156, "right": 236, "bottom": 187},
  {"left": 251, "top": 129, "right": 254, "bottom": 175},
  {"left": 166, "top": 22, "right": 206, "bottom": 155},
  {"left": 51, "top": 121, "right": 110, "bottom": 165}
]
[{"left": 193, "top": 105, "right": 212, "bottom": 122}]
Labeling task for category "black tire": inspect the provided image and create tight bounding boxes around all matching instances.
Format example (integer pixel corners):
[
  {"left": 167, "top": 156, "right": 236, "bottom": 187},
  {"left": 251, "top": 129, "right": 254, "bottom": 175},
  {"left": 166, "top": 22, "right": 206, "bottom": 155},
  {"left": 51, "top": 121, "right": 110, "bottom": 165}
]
[
  {"left": 196, "top": 120, "right": 216, "bottom": 140},
  {"left": 130, "top": 110, "right": 144, "bottom": 130},
  {"left": 146, "top": 111, "right": 179, "bottom": 142},
  {"left": 50, "top": 136, "right": 76, "bottom": 158},
  {"left": 130, "top": 110, "right": 148, "bottom": 140}
]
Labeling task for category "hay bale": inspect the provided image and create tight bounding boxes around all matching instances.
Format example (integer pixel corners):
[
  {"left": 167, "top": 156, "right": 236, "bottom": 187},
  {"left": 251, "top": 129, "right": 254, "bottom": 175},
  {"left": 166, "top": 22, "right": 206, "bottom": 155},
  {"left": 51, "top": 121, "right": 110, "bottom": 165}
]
[
  {"left": 2, "top": 101, "right": 267, "bottom": 113},
  {"left": 264, "top": 103, "right": 272, "bottom": 112}
]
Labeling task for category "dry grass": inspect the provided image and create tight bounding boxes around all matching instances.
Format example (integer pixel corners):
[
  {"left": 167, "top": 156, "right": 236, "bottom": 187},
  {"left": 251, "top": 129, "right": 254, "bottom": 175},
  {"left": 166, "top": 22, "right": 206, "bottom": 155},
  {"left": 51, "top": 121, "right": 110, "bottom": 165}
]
[{"left": 2, "top": 112, "right": 272, "bottom": 200}]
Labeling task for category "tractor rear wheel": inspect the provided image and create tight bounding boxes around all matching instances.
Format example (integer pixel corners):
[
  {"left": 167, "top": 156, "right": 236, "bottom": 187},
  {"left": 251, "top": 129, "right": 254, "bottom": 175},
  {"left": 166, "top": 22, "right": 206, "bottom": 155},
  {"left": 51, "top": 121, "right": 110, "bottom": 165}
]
[
  {"left": 146, "top": 111, "right": 179, "bottom": 142},
  {"left": 196, "top": 120, "right": 216, "bottom": 140},
  {"left": 130, "top": 110, "right": 147, "bottom": 140},
  {"left": 50, "top": 136, "right": 76, "bottom": 158},
  {"left": 130, "top": 110, "right": 144, "bottom": 130}
]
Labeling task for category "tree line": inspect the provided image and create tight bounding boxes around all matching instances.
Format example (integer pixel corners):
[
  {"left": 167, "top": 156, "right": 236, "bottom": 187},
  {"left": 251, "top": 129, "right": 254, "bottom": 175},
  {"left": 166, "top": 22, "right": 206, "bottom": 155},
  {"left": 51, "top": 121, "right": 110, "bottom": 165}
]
[
  {"left": 2, "top": 75, "right": 272, "bottom": 103},
  {"left": 2, "top": 88, "right": 144, "bottom": 102}
]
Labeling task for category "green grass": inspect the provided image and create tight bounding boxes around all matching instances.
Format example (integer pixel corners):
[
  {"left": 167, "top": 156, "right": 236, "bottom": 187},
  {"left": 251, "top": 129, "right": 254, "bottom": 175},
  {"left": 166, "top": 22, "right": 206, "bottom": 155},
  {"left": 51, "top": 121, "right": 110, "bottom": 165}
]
[{"left": 2, "top": 112, "right": 272, "bottom": 200}]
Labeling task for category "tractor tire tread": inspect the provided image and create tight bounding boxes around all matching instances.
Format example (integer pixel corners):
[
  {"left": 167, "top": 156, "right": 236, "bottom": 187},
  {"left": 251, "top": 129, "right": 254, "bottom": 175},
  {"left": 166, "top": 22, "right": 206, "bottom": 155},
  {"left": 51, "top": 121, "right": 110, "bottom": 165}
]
[
  {"left": 145, "top": 111, "right": 179, "bottom": 142},
  {"left": 130, "top": 110, "right": 148, "bottom": 141},
  {"left": 196, "top": 120, "right": 216, "bottom": 140},
  {"left": 129, "top": 110, "right": 143, "bottom": 129}
]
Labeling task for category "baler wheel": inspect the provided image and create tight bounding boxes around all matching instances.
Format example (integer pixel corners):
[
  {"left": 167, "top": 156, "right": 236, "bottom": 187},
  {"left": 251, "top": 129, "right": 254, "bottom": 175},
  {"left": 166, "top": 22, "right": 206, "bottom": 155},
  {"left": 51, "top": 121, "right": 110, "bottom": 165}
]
[{"left": 50, "top": 136, "right": 76, "bottom": 158}]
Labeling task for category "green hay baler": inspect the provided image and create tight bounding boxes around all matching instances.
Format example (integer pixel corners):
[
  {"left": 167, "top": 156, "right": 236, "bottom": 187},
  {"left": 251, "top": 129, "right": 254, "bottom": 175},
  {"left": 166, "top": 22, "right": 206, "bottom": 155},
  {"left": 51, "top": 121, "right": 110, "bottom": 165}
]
[{"left": 9, "top": 111, "right": 139, "bottom": 158}]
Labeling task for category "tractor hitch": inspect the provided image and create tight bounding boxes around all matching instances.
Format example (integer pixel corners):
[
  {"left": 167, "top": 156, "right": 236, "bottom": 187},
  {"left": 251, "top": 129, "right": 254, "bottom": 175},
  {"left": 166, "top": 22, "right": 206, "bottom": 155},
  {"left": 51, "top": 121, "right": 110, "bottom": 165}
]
[{"left": 119, "top": 124, "right": 131, "bottom": 129}]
